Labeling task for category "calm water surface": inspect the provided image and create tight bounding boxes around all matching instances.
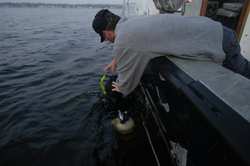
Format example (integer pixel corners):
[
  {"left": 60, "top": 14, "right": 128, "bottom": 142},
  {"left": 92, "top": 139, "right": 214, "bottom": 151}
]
[{"left": 0, "top": 8, "right": 171, "bottom": 166}]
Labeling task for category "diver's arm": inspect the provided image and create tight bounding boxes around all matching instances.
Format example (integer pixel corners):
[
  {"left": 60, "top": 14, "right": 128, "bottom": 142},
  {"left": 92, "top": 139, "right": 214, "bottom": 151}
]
[
  {"left": 112, "top": 81, "right": 121, "bottom": 93},
  {"left": 104, "top": 58, "right": 116, "bottom": 73}
]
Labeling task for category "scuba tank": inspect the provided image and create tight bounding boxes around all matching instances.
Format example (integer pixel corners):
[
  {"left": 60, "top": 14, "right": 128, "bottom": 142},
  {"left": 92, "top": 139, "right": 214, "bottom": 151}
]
[
  {"left": 111, "top": 110, "right": 135, "bottom": 141},
  {"left": 111, "top": 110, "right": 135, "bottom": 135}
]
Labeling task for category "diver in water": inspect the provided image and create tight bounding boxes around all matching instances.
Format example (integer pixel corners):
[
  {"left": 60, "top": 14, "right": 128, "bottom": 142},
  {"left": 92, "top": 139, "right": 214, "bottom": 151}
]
[
  {"left": 102, "top": 75, "right": 123, "bottom": 110},
  {"left": 100, "top": 75, "right": 142, "bottom": 124},
  {"left": 101, "top": 75, "right": 134, "bottom": 111}
]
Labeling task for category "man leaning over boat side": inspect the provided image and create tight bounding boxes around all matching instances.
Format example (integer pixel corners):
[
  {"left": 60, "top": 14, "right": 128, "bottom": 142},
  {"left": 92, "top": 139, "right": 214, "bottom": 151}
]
[{"left": 92, "top": 9, "right": 250, "bottom": 95}]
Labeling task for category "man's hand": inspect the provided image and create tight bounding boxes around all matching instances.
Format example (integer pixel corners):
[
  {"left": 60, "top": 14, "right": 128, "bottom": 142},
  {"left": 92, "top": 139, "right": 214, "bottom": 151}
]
[
  {"left": 112, "top": 81, "right": 121, "bottom": 93},
  {"left": 104, "top": 59, "right": 116, "bottom": 73}
]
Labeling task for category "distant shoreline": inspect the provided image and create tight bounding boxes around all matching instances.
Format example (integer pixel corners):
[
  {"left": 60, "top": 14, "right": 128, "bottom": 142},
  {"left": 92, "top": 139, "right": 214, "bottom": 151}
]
[{"left": 0, "top": 2, "right": 123, "bottom": 9}]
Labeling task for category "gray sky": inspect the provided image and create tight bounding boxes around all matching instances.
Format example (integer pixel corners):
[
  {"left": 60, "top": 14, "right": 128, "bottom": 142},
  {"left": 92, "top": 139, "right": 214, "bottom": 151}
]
[{"left": 0, "top": 0, "right": 136, "bottom": 4}]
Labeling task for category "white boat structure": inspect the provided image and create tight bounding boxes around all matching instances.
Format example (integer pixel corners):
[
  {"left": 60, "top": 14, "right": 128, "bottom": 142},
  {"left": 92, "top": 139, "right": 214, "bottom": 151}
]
[{"left": 122, "top": 0, "right": 250, "bottom": 165}]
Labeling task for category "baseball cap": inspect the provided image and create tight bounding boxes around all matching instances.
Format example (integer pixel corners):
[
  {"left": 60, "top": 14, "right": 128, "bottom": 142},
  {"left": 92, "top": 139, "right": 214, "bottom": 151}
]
[{"left": 92, "top": 9, "right": 114, "bottom": 43}]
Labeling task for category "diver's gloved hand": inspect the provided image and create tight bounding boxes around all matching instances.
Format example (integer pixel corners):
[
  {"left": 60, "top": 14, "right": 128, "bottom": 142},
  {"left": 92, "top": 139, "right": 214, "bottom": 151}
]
[
  {"left": 112, "top": 81, "right": 121, "bottom": 93},
  {"left": 104, "top": 58, "right": 116, "bottom": 73}
]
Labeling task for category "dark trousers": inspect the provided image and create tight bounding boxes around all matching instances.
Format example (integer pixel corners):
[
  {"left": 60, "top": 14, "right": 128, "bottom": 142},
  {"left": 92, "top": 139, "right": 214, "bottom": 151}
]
[{"left": 222, "top": 26, "right": 250, "bottom": 79}]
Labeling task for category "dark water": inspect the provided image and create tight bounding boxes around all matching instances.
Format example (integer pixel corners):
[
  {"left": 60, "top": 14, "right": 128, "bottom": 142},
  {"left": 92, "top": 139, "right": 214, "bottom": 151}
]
[{"left": 0, "top": 8, "right": 171, "bottom": 166}]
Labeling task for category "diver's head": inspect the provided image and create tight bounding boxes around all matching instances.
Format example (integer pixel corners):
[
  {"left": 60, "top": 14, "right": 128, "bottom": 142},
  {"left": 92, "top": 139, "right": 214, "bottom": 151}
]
[{"left": 105, "top": 75, "right": 122, "bottom": 104}]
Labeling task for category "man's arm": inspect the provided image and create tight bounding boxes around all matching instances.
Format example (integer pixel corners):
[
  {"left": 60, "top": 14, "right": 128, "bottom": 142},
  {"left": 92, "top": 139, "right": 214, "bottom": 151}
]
[
  {"left": 114, "top": 48, "right": 151, "bottom": 95},
  {"left": 104, "top": 58, "right": 116, "bottom": 73}
]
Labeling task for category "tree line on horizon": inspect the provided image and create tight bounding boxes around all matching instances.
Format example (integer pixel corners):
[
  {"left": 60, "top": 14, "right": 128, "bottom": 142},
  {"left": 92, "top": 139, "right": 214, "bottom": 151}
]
[{"left": 0, "top": 2, "right": 123, "bottom": 8}]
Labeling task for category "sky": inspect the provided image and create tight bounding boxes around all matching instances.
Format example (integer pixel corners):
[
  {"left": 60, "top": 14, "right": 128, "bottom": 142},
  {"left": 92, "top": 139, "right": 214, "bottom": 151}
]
[{"left": 0, "top": 0, "right": 136, "bottom": 4}]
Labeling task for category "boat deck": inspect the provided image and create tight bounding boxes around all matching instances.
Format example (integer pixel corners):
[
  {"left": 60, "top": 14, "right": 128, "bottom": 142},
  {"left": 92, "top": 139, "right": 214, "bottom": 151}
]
[{"left": 166, "top": 55, "right": 250, "bottom": 122}]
